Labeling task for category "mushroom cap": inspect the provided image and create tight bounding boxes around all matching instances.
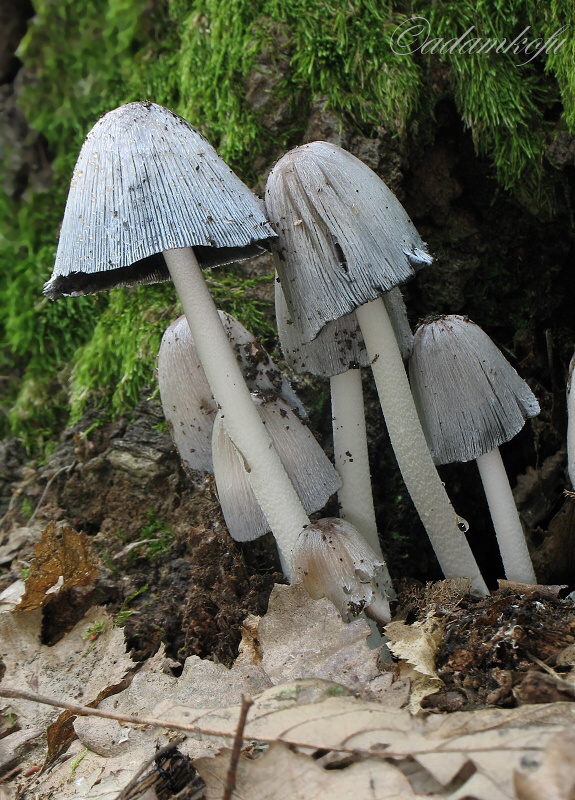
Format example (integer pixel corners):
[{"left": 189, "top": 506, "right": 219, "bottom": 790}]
[
  {"left": 409, "top": 315, "right": 540, "bottom": 465},
  {"left": 212, "top": 399, "right": 341, "bottom": 542},
  {"left": 292, "top": 517, "right": 391, "bottom": 624},
  {"left": 275, "top": 276, "right": 369, "bottom": 376},
  {"left": 157, "top": 311, "right": 305, "bottom": 474},
  {"left": 276, "top": 279, "right": 413, "bottom": 376},
  {"left": 264, "top": 140, "right": 431, "bottom": 342},
  {"left": 44, "top": 101, "right": 276, "bottom": 298}
]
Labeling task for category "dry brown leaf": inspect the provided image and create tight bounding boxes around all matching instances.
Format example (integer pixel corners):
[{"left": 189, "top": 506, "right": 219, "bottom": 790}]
[
  {"left": 0, "top": 607, "right": 131, "bottom": 731},
  {"left": 74, "top": 648, "right": 270, "bottom": 761},
  {"left": 386, "top": 612, "right": 444, "bottom": 679},
  {"left": 385, "top": 609, "right": 445, "bottom": 710},
  {"left": 159, "top": 684, "right": 575, "bottom": 798},
  {"left": 237, "top": 584, "right": 392, "bottom": 700},
  {"left": 16, "top": 521, "right": 99, "bottom": 611},
  {"left": 196, "top": 741, "right": 415, "bottom": 800},
  {"left": 514, "top": 727, "right": 575, "bottom": 800}
]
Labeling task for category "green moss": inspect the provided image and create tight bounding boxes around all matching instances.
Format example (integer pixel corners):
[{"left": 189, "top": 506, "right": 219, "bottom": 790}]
[{"left": 2, "top": 0, "right": 574, "bottom": 449}]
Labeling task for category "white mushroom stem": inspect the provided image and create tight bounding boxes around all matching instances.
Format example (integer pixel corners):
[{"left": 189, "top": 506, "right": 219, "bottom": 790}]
[
  {"left": 330, "top": 370, "right": 395, "bottom": 598},
  {"left": 354, "top": 297, "right": 489, "bottom": 596},
  {"left": 568, "top": 353, "right": 575, "bottom": 489},
  {"left": 476, "top": 448, "right": 536, "bottom": 583},
  {"left": 164, "top": 246, "right": 310, "bottom": 577},
  {"left": 330, "top": 370, "right": 381, "bottom": 555}
]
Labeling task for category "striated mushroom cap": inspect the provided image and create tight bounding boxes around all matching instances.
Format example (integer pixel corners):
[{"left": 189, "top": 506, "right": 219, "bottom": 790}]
[
  {"left": 292, "top": 517, "right": 391, "bottom": 624},
  {"left": 276, "top": 279, "right": 413, "bottom": 376},
  {"left": 275, "top": 276, "right": 369, "bottom": 376},
  {"left": 212, "top": 399, "right": 341, "bottom": 542},
  {"left": 44, "top": 101, "right": 276, "bottom": 298},
  {"left": 265, "top": 140, "right": 431, "bottom": 342},
  {"left": 409, "top": 315, "right": 540, "bottom": 465},
  {"left": 157, "top": 312, "right": 304, "bottom": 474}
]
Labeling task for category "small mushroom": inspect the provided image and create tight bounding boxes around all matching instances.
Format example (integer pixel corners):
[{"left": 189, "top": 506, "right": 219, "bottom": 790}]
[
  {"left": 292, "top": 517, "right": 391, "bottom": 625},
  {"left": 212, "top": 396, "right": 341, "bottom": 541},
  {"left": 409, "top": 315, "right": 539, "bottom": 584},
  {"left": 43, "top": 101, "right": 312, "bottom": 577},
  {"left": 158, "top": 312, "right": 340, "bottom": 542},
  {"left": 265, "top": 141, "right": 487, "bottom": 595}
]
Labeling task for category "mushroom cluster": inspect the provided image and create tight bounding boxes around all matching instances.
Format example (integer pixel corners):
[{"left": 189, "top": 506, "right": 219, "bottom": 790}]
[
  {"left": 158, "top": 311, "right": 341, "bottom": 544},
  {"left": 44, "top": 101, "right": 544, "bottom": 624},
  {"left": 265, "top": 141, "right": 488, "bottom": 596}
]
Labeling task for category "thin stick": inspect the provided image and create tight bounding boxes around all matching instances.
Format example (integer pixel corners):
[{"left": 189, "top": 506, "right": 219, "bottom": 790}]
[
  {"left": 223, "top": 695, "right": 253, "bottom": 800},
  {"left": 0, "top": 686, "right": 229, "bottom": 738},
  {"left": 27, "top": 462, "right": 77, "bottom": 525},
  {"left": 114, "top": 735, "right": 186, "bottom": 800}
]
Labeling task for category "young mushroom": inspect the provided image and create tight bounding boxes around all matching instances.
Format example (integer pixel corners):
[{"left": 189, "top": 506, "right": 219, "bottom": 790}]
[
  {"left": 43, "top": 101, "right": 312, "bottom": 577},
  {"left": 158, "top": 312, "right": 340, "bottom": 542},
  {"left": 265, "top": 141, "right": 488, "bottom": 595},
  {"left": 292, "top": 518, "right": 391, "bottom": 625},
  {"left": 409, "top": 315, "right": 539, "bottom": 584}
]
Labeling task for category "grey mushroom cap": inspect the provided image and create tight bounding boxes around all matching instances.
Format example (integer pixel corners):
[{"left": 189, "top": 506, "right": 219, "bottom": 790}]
[
  {"left": 275, "top": 276, "right": 370, "bottom": 376},
  {"left": 44, "top": 101, "right": 276, "bottom": 298},
  {"left": 264, "top": 140, "right": 432, "bottom": 342},
  {"left": 409, "top": 315, "right": 540, "bottom": 465}
]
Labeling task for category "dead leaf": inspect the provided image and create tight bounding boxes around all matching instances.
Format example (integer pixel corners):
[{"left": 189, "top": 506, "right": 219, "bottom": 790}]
[
  {"left": 196, "top": 741, "right": 415, "bottom": 800},
  {"left": 239, "top": 584, "right": 389, "bottom": 699},
  {"left": 514, "top": 727, "right": 575, "bottom": 800},
  {"left": 16, "top": 521, "right": 99, "bottom": 611},
  {"left": 0, "top": 607, "right": 132, "bottom": 733}
]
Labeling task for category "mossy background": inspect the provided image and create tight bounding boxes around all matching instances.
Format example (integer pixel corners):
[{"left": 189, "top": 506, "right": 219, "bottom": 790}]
[{"left": 1, "top": 0, "right": 574, "bottom": 454}]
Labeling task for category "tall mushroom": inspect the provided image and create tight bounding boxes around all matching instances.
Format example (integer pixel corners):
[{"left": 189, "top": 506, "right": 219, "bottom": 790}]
[
  {"left": 568, "top": 352, "right": 575, "bottom": 490},
  {"left": 43, "top": 101, "right": 312, "bottom": 577},
  {"left": 265, "top": 141, "right": 488, "bottom": 595},
  {"left": 409, "top": 315, "right": 539, "bottom": 584}
]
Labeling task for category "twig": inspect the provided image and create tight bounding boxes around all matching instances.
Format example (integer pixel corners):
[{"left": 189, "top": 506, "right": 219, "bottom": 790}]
[
  {"left": 27, "top": 461, "right": 77, "bottom": 525},
  {"left": 114, "top": 736, "right": 185, "bottom": 800},
  {"left": 223, "top": 695, "right": 253, "bottom": 800},
  {"left": 0, "top": 686, "right": 231, "bottom": 738}
]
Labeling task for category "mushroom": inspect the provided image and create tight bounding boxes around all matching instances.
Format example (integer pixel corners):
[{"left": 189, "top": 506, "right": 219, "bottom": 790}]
[
  {"left": 158, "top": 312, "right": 340, "bottom": 542},
  {"left": 157, "top": 311, "right": 304, "bottom": 475},
  {"left": 409, "top": 315, "right": 539, "bottom": 584},
  {"left": 276, "top": 278, "right": 399, "bottom": 599},
  {"left": 292, "top": 517, "right": 391, "bottom": 625},
  {"left": 265, "top": 141, "right": 488, "bottom": 595},
  {"left": 212, "top": 396, "right": 340, "bottom": 541},
  {"left": 43, "top": 101, "right": 312, "bottom": 577},
  {"left": 568, "top": 352, "right": 575, "bottom": 489}
]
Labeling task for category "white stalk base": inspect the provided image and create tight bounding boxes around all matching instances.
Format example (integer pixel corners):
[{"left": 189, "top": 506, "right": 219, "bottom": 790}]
[
  {"left": 164, "top": 247, "right": 310, "bottom": 578},
  {"left": 568, "top": 353, "right": 575, "bottom": 489},
  {"left": 476, "top": 448, "right": 536, "bottom": 584},
  {"left": 355, "top": 297, "right": 488, "bottom": 596}
]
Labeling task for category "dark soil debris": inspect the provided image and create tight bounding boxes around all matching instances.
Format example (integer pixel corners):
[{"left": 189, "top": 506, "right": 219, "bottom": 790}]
[{"left": 408, "top": 583, "right": 575, "bottom": 711}]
